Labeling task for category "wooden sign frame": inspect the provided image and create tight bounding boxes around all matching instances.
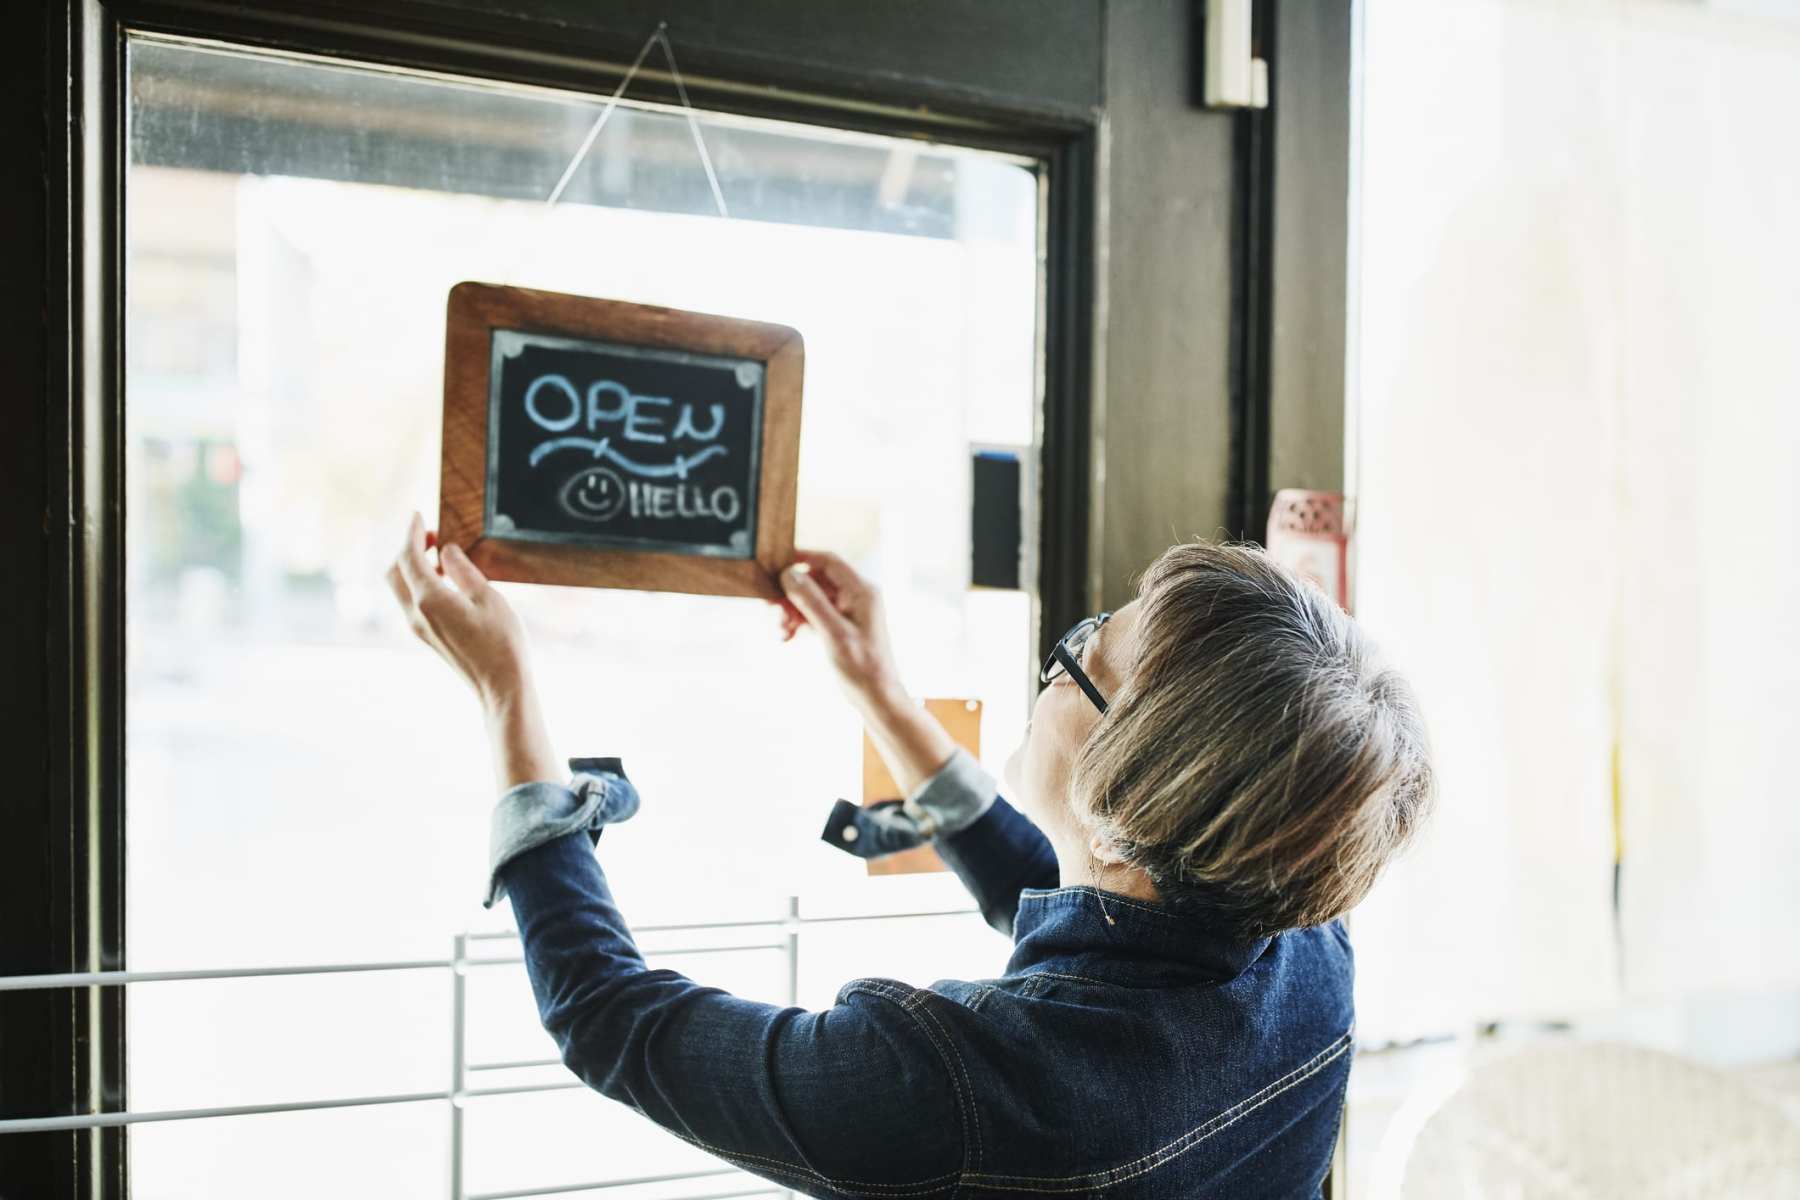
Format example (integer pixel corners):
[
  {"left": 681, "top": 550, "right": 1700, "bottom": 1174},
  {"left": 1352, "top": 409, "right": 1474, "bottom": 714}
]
[{"left": 439, "top": 282, "right": 803, "bottom": 599}]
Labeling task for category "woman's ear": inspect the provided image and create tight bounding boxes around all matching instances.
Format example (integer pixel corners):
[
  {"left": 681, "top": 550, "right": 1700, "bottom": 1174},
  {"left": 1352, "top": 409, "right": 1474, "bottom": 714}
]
[{"left": 1088, "top": 828, "right": 1129, "bottom": 866}]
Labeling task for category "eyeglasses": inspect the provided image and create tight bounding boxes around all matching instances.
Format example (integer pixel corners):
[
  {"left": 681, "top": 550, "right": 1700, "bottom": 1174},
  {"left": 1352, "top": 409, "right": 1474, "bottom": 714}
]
[{"left": 1041, "top": 611, "right": 1112, "bottom": 715}]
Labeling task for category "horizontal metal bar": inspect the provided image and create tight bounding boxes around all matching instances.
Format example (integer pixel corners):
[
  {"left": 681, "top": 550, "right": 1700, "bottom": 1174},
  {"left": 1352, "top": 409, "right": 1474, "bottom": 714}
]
[
  {"left": 640, "top": 941, "right": 789, "bottom": 957},
  {"left": 0, "top": 1073, "right": 626, "bottom": 1135},
  {"left": 0, "top": 934, "right": 808, "bottom": 993},
  {"left": 468, "top": 917, "right": 782, "bottom": 940},
  {"left": 467, "top": 1057, "right": 562, "bottom": 1073},
  {"left": 469, "top": 907, "right": 980, "bottom": 942},
  {"left": 0, "top": 1089, "right": 449, "bottom": 1134},
  {"left": 467, "top": 1165, "right": 744, "bottom": 1200},
  {"left": 0, "top": 909, "right": 991, "bottom": 988},
  {"left": 459, "top": 1080, "right": 585, "bottom": 1101},
  {"left": 637, "top": 918, "right": 791, "bottom": 934},
  {"left": 462, "top": 940, "right": 782, "bottom": 974},
  {"left": 464, "top": 940, "right": 784, "bottom": 971},
  {"left": 473, "top": 1186, "right": 778, "bottom": 1200},
  {"left": 0, "top": 903, "right": 986, "bottom": 1140},
  {"left": 791, "top": 908, "right": 978, "bottom": 926},
  {"left": 0, "top": 958, "right": 450, "bottom": 992}
]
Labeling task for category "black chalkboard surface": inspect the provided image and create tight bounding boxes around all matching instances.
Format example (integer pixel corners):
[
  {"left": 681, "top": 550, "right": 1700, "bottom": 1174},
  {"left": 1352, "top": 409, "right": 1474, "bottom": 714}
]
[
  {"left": 439, "top": 283, "right": 803, "bottom": 598},
  {"left": 487, "top": 331, "right": 764, "bottom": 560}
]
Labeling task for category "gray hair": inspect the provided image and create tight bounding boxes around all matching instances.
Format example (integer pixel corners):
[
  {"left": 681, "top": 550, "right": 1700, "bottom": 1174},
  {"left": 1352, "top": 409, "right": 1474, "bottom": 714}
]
[{"left": 1070, "top": 542, "right": 1434, "bottom": 939}]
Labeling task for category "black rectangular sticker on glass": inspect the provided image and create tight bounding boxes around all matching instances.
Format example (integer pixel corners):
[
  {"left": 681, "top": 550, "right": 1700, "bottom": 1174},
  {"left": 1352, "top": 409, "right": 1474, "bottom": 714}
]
[{"left": 971, "top": 448, "right": 1023, "bottom": 590}]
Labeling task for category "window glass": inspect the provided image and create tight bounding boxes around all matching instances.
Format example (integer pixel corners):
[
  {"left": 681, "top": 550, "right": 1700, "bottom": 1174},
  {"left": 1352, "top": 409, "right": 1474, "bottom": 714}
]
[{"left": 127, "top": 37, "right": 1039, "bottom": 1196}]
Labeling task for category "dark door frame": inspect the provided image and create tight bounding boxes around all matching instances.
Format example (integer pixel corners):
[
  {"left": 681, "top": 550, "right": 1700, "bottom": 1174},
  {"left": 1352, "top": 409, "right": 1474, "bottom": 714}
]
[{"left": 9, "top": 2, "right": 1100, "bottom": 1195}]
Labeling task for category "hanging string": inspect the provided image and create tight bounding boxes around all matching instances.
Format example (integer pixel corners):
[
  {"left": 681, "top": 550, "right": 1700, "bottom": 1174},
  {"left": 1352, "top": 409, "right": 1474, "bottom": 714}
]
[
  {"left": 541, "top": 21, "right": 730, "bottom": 219},
  {"left": 655, "top": 29, "right": 731, "bottom": 220},
  {"left": 542, "top": 26, "right": 663, "bottom": 207}
]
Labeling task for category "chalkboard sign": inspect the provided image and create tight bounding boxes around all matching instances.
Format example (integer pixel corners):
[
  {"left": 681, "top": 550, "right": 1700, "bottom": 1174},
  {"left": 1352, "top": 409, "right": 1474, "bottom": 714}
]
[
  {"left": 439, "top": 284, "right": 803, "bottom": 597},
  {"left": 488, "top": 331, "right": 765, "bottom": 558}
]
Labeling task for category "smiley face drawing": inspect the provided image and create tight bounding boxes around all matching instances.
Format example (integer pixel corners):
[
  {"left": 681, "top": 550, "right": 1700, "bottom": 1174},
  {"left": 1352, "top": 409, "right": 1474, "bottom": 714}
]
[{"left": 559, "top": 466, "right": 627, "bottom": 522}]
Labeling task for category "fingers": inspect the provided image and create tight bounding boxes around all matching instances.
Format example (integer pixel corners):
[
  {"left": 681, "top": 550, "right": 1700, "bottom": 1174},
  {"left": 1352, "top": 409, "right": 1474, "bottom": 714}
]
[
  {"left": 781, "top": 562, "right": 853, "bottom": 643},
  {"left": 395, "top": 513, "right": 458, "bottom": 613},
  {"left": 793, "top": 549, "right": 864, "bottom": 608},
  {"left": 777, "top": 549, "right": 874, "bottom": 644},
  {"left": 770, "top": 600, "right": 801, "bottom": 642},
  {"left": 384, "top": 561, "right": 413, "bottom": 613},
  {"left": 439, "top": 542, "right": 490, "bottom": 598},
  {"left": 387, "top": 555, "right": 449, "bottom": 657},
  {"left": 767, "top": 595, "right": 804, "bottom": 641}
]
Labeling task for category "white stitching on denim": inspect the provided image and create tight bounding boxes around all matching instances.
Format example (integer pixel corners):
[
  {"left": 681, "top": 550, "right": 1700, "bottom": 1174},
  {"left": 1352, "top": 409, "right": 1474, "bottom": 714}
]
[
  {"left": 846, "top": 980, "right": 975, "bottom": 1181},
  {"left": 961, "top": 983, "right": 1000, "bottom": 1013},
  {"left": 604, "top": 988, "right": 1345, "bottom": 1197},
  {"left": 965, "top": 1036, "right": 1351, "bottom": 1194},
  {"left": 969, "top": 1029, "right": 1350, "bottom": 1183},
  {"left": 667, "top": 1108, "right": 961, "bottom": 1192},
  {"left": 1015, "top": 885, "right": 1182, "bottom": 918},
  {"left": 894, "top": 988, "right": 976, "bottom": 1174},
  {"left": 1024, "top": 970, "right": 1118, "bottom": 989},
  {"left": 668, "top": 1130, "right": 957, "bottom": 1198},
  {"left": 633, "top": 980, "right": 961, "bottom": 1196},
  {"left": 961, "top": 1030, "right": 1353, "bottom": 1189},
  {"left": 664, "top": 1032, "right": 1350, "bottom": 1198},
  {"left": 904, "top": 989, "right": 984, "bottom": 1173}
]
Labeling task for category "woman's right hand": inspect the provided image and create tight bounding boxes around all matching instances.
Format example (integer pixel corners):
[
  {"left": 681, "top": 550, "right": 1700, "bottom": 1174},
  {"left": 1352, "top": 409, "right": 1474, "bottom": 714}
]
[
  {"left": 777, "top": 549, "right": 959, "bottom": 793},
  {"left": 775, "top": 550, "right": 905, "bottom": 713}
]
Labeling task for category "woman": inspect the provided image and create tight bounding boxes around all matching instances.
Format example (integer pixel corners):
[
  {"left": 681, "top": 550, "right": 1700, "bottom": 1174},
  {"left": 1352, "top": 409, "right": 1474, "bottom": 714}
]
[{"left": 388, "top": 515, "right": 1432, "bottom": 1198}]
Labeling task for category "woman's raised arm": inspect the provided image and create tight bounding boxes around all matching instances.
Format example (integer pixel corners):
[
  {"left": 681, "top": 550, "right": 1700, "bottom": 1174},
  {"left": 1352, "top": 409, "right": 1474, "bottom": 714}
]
[
  {"left": 778, "top": 550, "right": 1060, "bottom": 932},
  {"left": 776, "top": 549, "right": 959, "bottom": 789},
  {"left": 386, "top": 512, "right": 560, "bottom": 792}
]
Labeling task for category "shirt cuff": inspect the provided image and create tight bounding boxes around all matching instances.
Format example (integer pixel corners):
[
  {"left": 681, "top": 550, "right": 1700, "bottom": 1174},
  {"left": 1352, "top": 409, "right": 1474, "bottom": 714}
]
[
  {"left": 903, "top": 746, "right": 1000, "bottom": 838},
  {"left": 485, "top": 757, "right": 640, "bottom": 909},
  {"left": 820, "top": 746, "right": 1000, "bottom": 858}
]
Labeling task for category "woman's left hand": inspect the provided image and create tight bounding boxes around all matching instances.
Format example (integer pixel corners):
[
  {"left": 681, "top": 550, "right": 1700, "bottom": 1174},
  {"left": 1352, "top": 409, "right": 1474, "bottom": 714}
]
[{"left": 387, "top": 512, "right": 531, "bottom": 708}]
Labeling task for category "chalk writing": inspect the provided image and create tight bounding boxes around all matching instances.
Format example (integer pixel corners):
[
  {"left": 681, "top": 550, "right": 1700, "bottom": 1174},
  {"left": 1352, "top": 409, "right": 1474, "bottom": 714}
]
[
  {"left": 559, "top": 466, "right": 629, "bottom": 522},
  {"left": 525, "top": 377, "right": 726, "bottom": 447},
  {"left": 626, "top": 480, "right": 743, "bottom": 522},
  {"left": 488, "top": 330, "right": 762, "bottom": 559},
  {"left": 527, "top": 437, "right": 728, "bottom": 478},
  {"left": 527, "top": 376, "right": 734, "bottom": 488}
]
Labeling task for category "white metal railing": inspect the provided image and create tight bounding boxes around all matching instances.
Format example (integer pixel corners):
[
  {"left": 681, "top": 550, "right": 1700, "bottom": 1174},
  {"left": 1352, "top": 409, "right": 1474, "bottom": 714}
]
[{"left": 0, "top": 898, "right": 982, "bottom": 1200}]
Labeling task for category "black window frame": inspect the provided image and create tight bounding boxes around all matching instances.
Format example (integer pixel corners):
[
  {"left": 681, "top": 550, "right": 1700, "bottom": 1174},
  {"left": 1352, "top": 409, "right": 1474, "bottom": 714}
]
[{"left": 9, "top": 2, "right": 1098, "bottom": 1196}]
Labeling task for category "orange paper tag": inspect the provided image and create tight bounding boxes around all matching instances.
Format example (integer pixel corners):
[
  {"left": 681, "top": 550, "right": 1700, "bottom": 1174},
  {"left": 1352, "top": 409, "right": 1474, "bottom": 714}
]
[{"left": 861, "top": 698, "right": 982, "bottom": 875}]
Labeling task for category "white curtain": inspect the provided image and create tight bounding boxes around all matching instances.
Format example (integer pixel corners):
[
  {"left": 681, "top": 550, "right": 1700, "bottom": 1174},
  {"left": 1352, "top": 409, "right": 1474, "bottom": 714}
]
[
  {"left": 1348, "top": 0, "right": 1800, "bottom": 1042},
  {"left": 1609, "top": 4, "right": 1800, "bottom": 1000}
]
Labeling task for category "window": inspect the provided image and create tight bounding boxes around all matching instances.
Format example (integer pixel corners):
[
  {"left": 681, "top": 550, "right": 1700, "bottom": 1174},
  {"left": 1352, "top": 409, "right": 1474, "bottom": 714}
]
[{"left": 125, "top": 36, "right": 1042, "bottom": 1198}]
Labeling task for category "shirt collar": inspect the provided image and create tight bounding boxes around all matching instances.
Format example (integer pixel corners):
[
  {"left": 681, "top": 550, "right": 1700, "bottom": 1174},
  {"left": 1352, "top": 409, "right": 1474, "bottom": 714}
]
[{"left": 1006, "top": 886, "right": 1274, "bottom": 986}]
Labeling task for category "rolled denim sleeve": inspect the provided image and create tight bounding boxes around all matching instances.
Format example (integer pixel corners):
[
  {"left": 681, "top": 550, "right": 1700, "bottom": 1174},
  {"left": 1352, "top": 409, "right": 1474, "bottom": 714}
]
[
  {"left": 819, "top": 746, "right": 1000, "bottom": 856},
  {"left": 904, "top": 746, "right": 1001, "bottom": 836},
  {"left": 484, "top": 757, "right": 640, "bottom": 908},
  {"left": 818, "top": 747, "right": 1059, "bottom": 937}
]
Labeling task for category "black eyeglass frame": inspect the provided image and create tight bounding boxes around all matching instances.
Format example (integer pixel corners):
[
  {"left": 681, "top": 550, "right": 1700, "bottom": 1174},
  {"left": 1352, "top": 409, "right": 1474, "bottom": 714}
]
[{"left": 1041, "top": 610, "right": 1112, "bottom": 714}]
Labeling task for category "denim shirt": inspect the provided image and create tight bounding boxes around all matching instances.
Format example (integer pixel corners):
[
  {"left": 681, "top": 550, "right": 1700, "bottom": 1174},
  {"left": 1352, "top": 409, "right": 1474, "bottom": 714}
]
[{"left": 490, "top": 751, "right": 1354, "bottom": 1199}]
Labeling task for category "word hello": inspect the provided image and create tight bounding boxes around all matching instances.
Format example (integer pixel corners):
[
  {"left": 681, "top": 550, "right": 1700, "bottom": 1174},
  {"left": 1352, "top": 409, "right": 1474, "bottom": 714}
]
[{"left": 627, "top": 481, "right": 743, "bottom": 522}]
